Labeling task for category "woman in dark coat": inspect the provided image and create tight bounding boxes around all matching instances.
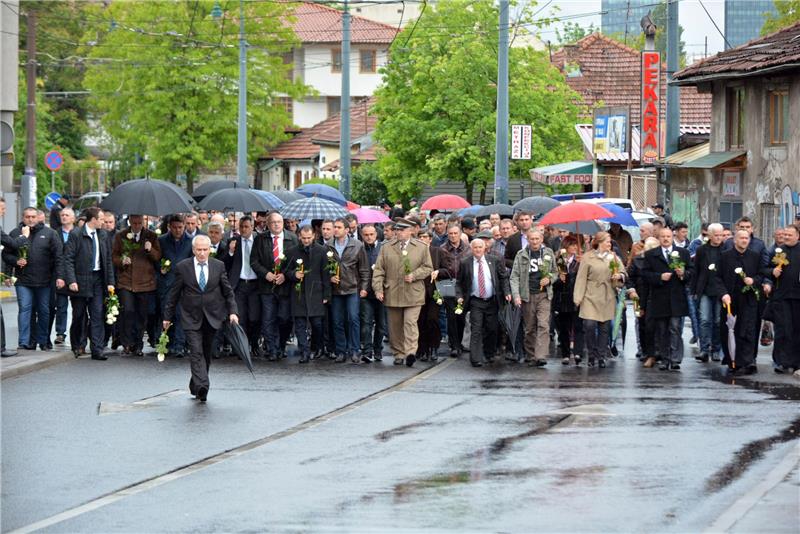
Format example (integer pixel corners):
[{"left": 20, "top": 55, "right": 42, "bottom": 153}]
[
  {"left": 552, "top": 235, "right": 583, "bottom": 365},
  {"left": 416, "top": 230, "right": 453, "bottom": 362}
]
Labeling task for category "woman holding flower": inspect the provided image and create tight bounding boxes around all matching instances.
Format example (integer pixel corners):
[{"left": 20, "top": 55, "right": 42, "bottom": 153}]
[
  {"left": 551, "top": 235, "right": 583, "bottom": 365},
  {"left": 415, "top": 229, "right": 453, "bottom": 362},
  {"left": 573, "top": 231, "right": 627, "bottom": 368}
]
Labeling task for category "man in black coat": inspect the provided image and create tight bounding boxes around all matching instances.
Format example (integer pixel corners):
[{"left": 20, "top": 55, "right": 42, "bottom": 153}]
[
  {"left": 642, "top": 227, "right": 693, "bottom": 370},
  {"left": 163, "top": 235, "right": 238, "bottom": 402},
  {"left": 251, "top": 211, "right": 299, "bottom": 360},
  {"left": 59, "top": 207, "right": 115, "bottom": 360},
  {"left": 222, "top": 216, "right": 261, "bottom": 357},
  {"left": 456, "top": 238, "right": 512, "bottom": 367},
  {"left": 719, "top": 230, "right": 763, "bottom": 373},
  {"left": 360, "top": 224, "right": 385, "bottom": 362},
  {"left": 48, "top": 195, "right": 70, "bottom": 231},
  {"left": 3, "top": 207, "right": 62, "bottom": 351},
  {"left": 503, "top": 211, "right": 533, "bottom": 270},
  {"left": 762, "top": 224, "right": 800, "bottom": 374},
  {"left": 0, "top": 197, "right": 30, "bottom": 357},
  {"left": 691, "top": 223, "right": 727, "bottom": 363},
  {"left": 287, "top": 225, "right": 331, "bottom": 363}
]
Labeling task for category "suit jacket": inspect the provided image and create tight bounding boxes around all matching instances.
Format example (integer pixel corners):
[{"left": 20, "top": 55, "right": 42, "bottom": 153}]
[
  {"left": 112, "top": 228, "right": 162, "bottom": 293},
  {"left": 222, "top": 234, "right": 257, "bottom": 291},
  {"left": 251, "top": 230, "right": 300, "bottom": 296},
  {"left": 61, "top": 226, "right": 115, "bottom": 298},
  {"left": 503, "top": 232, "right": 525, "bottom": 270},
  {"left": 691, "top": 243, "right": 726, "bottom": 297},
  {"left": 719, "top": 247, "right": 764, "bottom": 310},
  {"left": 157, "top": 233, "right": 193, "bottom": 295},
  {"left": 163, "top": 257, "right": 237, "bottom": 331},
  {"left": 286, "top": 242, "right": 332, "bottom": 317},
  {"left": 372, "top": 238, "right": 432, "bottom": 307},
  {"left": 456, "top": 253, "right": 510, "bottom": 310},
  {"left": 641, "top": 246, "right": 693, "bottom": 318},
  {"left": 209, "top": 238, "right": 227, "bottom": 262}
]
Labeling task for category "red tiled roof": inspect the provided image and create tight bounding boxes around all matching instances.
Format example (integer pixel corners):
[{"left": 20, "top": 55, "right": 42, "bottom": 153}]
[
  {"left": 290, "top": 2, "right": 399, "bottom": 44},
  {"left": 311, "top": 97, "right": 377, "bottom": 144},
  {"left": 551, "top": 33, "right": 711, "bottom": 125},
  {"left": 674, "top": 22, "right": 800, "bottom": 83}
]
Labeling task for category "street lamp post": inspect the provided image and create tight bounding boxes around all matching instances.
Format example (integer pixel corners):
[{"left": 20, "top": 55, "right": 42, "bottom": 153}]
[{"left": 237, "top": 0, "right": 248, "bottom": 186}]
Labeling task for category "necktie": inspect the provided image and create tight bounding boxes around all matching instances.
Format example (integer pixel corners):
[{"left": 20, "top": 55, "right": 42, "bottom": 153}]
[
  {"left": 478, "top": 259, "right": 486, "bottom": 298},
  {"left": 664, "top": 249, "right": 669, "bottom": 261},
  {"left": 243, "top": 239, "right": 251, "bottom": 277},
  {"left": 90, "top": 231, "right": 97, "bottom": 269},
  {"left": 273, "top": 235, "right": 279, "bottom": 261},
  {"left": 199, "top": 263, "right": 207, "bottom": 291}
]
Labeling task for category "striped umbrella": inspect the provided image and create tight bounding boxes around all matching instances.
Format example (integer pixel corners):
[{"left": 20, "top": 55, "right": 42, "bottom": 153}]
[{"left": 279, "top": 197, "right": 348, "bottom": 221}]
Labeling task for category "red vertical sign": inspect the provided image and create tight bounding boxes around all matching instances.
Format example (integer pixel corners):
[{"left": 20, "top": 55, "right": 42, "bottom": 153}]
[{"left": 641, "top": 51, "right": 661, "bottom": 164}]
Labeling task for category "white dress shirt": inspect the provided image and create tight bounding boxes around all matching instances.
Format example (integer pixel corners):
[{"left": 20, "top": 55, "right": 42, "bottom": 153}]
[
  {"left": 86, "top": 226, "right": 100, "bottom": 271},
  {"left": 270, "top": 233, "right": 285, "bottom": 257},
  {"left": 471, "top": 255, "right": 494, "bottom": 298},
  {"left": 240, "top": 235, "right": 256, "bottom": 280},
  {"left": 662, "top": 247, "right": 673, "bottom": 261},
  {"left": 193, "top": 257, "right": 209, "bottom": 286}
]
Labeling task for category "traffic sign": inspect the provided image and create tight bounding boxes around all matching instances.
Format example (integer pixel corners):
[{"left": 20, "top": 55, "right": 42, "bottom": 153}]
[
  {"left": 45, "top": 192, "right": 62, "bottom": 210},
  {"left": 45, "top": 150, "right": 63, "bottom": 172}
]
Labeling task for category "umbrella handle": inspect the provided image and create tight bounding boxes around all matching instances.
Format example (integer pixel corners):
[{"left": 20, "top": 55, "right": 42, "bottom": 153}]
[{"left": 725, "top": 302, "right": 731, "bottom": 316}]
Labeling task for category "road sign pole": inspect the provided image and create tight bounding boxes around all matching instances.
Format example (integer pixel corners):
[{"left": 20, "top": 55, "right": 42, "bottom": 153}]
[{"left": 51, "top": 170, "right": 54, "bottom": 192}]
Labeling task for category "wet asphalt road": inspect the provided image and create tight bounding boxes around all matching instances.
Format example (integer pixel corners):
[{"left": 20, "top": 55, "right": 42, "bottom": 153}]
[{"left": 2, "top": 310, "right": 799, "bottom": 533}]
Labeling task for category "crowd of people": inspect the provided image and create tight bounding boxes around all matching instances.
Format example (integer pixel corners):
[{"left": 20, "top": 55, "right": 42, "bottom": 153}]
[{"left": 1, "top": 194, "right": 799, "bottom": 401}]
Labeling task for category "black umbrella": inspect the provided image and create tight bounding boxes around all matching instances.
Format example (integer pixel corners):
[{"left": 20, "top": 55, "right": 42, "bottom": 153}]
[
  {"left": 271, "top": 189, "right": 304, "bottom": 204},
  {"left": 192, "top": 180, "right": 247, "bottom": 201},
  {"left": 100, "top": 178, "right": 194, "bottom": 216},
  {"left": 226, "top": 321, "right": 255, "bottom": 376},
  {"left": 513, "top": 196, "right": 560, "bottom": 218},
  {"left": 498, "top": 302, "right": 522, "bottom": 353},
  {"left": 475, "top": 203, "right": 514, "bottom": 219},
  {"left": 198, "top": 188, "right": 277, "bottom": 212}
]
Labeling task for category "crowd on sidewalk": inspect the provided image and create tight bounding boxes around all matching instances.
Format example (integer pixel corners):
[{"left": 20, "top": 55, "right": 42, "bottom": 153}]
[{"left": 1, "top": 195, "right": 798, "bottom": 391}]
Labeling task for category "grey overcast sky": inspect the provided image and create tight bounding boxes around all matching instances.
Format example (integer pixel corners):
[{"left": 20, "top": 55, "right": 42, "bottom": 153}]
[{"left": 536, "top": 0, "right": 726, "bottom": 63}]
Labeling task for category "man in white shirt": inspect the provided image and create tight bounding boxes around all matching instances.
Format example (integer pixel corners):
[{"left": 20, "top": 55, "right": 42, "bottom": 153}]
[{"left": 223, "top": 216, "right": 261, "bottom": 357}]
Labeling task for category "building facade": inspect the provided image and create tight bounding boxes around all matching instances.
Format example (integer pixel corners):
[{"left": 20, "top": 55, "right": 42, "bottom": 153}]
[
  {"left": 724, "top": 0, "right": 778, "bottom": 48},
  {"left": 670, "top": 22, "right": 800, "bottom": 240}
]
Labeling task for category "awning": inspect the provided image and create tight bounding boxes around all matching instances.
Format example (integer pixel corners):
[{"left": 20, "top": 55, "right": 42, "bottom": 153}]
[
  {"left": 620, "top": 167, "right": 657, "bottom": 176},
  {"left": 657, "top": 142, "right": 709, "bottom": 167},
  {"left": 530, "top": 161, "right": 593, "bottom": 185},
  {"left": 655, "top": 143, "right": 746, "bottom": 169}
]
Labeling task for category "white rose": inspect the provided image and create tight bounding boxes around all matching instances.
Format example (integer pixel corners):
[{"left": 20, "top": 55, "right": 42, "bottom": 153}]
[
  {"left": 670, "top": 251, "right": 679, "bottom": 257},
  {"left": 111, "top": 306, "right": 119, "bottom": 315},
  {"left": 157, "top": 352, "right": 165, "bottom": 362},
  {"left": 155, "top": 229, "right": 162, "bottom": 236},
  {"left": 560, "top": 249, "right": 566, "bottom": 255},
  {"left": 734, "top": 267, "right": 743, "bottom": 274},
  {"left": 278, "top": 254, "right": 286, "bottom": 261},
  {"left": 371, "top": 264, "right": 375, "bottom": 270},
  {"left": 126, "top": 232, "right": 134, "bottom": 239},
  {"left": 106, "top": 315, "right": 114, "bottom": 322},
  {"left": 106, "top": 318, "right": 114, "bottom": 325},
  {"left": 708, "top": 263, "right": 716, "bottom": 271},
  {"left": 436, "top": 299, "right": 443, "bottom": 305},
  {"left": 296, "top": 258, "right": 303, "bottom": 265},
  {"left": 10, "top": 276, "right": 17, "bottom": 284},
  {"left": 544, "top": 255, "right": 551, "bottom": 261},
  {"left": 327, "top": 251, "right": 334, "bottom": 258},
  {"left": 454, "top": 308, "right": 463, "bottom": 315},
  {"left": 775, "top": 247, "right": 783, "bottom": 254},
  {"left": 402, "top": 250, "right": 408, "bottom": 256},
  {"left": 702, "top": 236, "right": 709, "bottom": 243}
]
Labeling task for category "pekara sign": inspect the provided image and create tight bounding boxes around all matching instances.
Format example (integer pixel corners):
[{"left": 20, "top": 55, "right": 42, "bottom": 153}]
[{"left": 640, "top": 51, "right": 661, "bottom": 165}]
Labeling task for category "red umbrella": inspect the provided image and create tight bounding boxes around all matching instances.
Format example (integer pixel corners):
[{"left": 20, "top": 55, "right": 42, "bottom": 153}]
[
  {"left": 538, "top": 201, "right": 614, "bottom": 226},
  {"left": 346, "top": 200, "right": 360, "bottom": 210},
  {"left": 421, "top": 194, "right": 471, "bottom": 211}
]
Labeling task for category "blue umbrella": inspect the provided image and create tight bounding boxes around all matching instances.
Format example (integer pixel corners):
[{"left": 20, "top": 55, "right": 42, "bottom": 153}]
[
  {"left": 280, "top": 197, "right": 348, "bottom": 220},
  {"left": 459, "top": 205, "right": 484, "bottom": 216},
  {"left": 600, "top": 203, "right": 638, "bottom": 227},
  {"left": 296, "top": 183, "right": 347, "bottom": 206},
  {"left": 253, "top": 190, "right": 285, "bottom": 210}
]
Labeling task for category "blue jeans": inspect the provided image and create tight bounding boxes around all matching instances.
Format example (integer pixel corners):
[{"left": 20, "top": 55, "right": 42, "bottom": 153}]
[
  {"left": 55, "top": 293, "right": 69, "bottom": 336},
  {"left": 332, "top": 293, "right": 360, "bottom": 356},
  {"left": 360, "top": 297, "right": 385, "bottom": 356},
  {"left": 17, "top": 285, "right": 51, "bottom": 347},
  {"left": 685, "top": 286, "right": 700, "bottom": 339},
  {"left": 698, "top": 294, "right": 722, "bottom": 355}
]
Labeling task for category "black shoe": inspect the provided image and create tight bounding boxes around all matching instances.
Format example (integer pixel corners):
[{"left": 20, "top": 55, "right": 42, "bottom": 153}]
[
  {"left": 54, "top": 335, "right": 66, "bottom": 345},
  {"left": 197, "top": 386, "right": 208, "bottom": 402},
  {"left": 471, "top": 361, "right": 484, "bottom": 367},
  {"left": 335, "top": 353, "right": 347, "bottom": 363},
  {"left": 562, "top": 357, "right": 571, "bottom": 365},
  {"left": 268, "top": 353, "right": 278, "bottom": 362},
  {"left": 744, "top": 365, "right": 758, "bottom": 375},
  {"left": 19, "top": 344, "right": 36, "bottom": 351},
  {"left": 659, "top": 361, "right": 671, "bottom": 371},
  {"left": 299, "top": 354, "right": 310, "bottom": 364},
  {"left": 361, "top": 353, "right": 374, "bottom": 363},
  {"left": 670, "top": 363, "right": 681, "bottom": 371},
  {"left": 588, "top": 358, "right": 596, "bottom": 367},
  {"left": 91, "top": 353, "right": 108, "bottom": 361},
  {"left": 374, "top": 353, "right": 383, "bottom": 362},
  {"left": 72, "top": 348, "right": 81, "bottom": 358},
  {"left": 449, "top": 349, "right": 460, "bottom": 358},
  {"left": 690, "top": 336, "right": 698, "bottom": 345},
  {"left": 39, "top": 344, "right": 51, "bottom": 352},
  {"left": 695, "top": 353, "right": 709, "bottom": 363},
  {"left": 350, "top": 353, "right": 360, "bottom": 364},
  {"left": 419, "top": 352, "right": 429, "bottom": 362},
  {"left": 574, "top": 355, "right": 582, "bottom": 366},
  {"left": 711, "top": 353, "right": 721, "bottom": 362},
  {"left": 598, "top": 358, "right": 606, "bottom": 368},
  {"left": 406, "top": 354, "right": 416, "bottom": 367},
  {"left": 610, "top": 346, "right": 618, "bottom": 357},
  {"left": 1, "top": 350, "right": 17, "bottom": 358},
  {"left": 430, "top": 353, "right": 439, "bottom": 363}
]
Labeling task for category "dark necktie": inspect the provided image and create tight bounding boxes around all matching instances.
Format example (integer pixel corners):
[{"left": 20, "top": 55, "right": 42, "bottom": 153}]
[
  {"left": 90, "top": 231, "right": 97, "bottom": 269},
  {"left": 199, "top": 263, "right": 207, "bottom": 291},
  {"left": 478, "top": 260, "right": 486, "bottom": 298}
]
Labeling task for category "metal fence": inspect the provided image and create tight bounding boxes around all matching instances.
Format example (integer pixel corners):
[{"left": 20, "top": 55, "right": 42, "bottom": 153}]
[{"left": 599, "top": 173, "right": 657, "bottom": 211}]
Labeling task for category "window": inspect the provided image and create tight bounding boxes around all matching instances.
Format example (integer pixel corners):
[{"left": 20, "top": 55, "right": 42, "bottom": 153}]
[
  {"left": 719, "top": 200, "right": 743, "bottom": 231},
  {"left": 282, "top": 51, "right": 294, "bottom": 81},
  {"left": 760, "top": 203, "right": 779, "bottom": 241},
  {"left": 359, "top": 50, "right": 377, "bottom": 73},
  {"left": 727, "top": 87, "right": 745, "bottom": 149},
  {"left": 327, "top": 97, "right": 341, "bottom": 117},
  {"left": 275, "top": 97, "right": 293, "bottom": 116},
  {"left": 331, "top": 48, "right": 342, "bottom": 73},
  {"left": 768, "top": 89, "right": 789, "bottom": 145}
]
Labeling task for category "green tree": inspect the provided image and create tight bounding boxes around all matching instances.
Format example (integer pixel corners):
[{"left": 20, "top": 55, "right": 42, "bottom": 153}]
[
  {"left": 351, "top": 162, "right": 388, "bottom": 206},
  {"left": 556, "top": 22, "right": 598, "bottom": 45},
  {"left": 761, "top": 0, "right": 800, "bottom": 35},
  {"left": 374, "top": 0, "right": 583, "bottom": 203},
  {"left": 80, "top": 0, "right": 308, "bottom": 192}
]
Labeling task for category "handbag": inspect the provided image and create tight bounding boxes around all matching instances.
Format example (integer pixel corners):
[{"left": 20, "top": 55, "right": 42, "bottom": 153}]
[{"left": 435, "top": 279, "right": 456, "bottom": 298}]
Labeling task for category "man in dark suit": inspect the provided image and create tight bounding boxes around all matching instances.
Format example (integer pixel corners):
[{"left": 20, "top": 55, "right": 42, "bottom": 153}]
[
  {"left": 158, "top": 214, "right": 193, "bottom": 357},
  {"left": 456, "top": 238, "right": 511, "bottom": 367},
  {"left": 642, "top": 227, "right": 693, "bottom": 371},
  {"left": 251, "top": 211, "right": 299, "bottom": 360},
  {"left": 222, "top": 215, "right": 261, "bottom": 357},
  {"left": 287, "top": 225, "right": 332, "bottom": 363},
  {"left": 163, "top": 235, "right": 238, "bottom": 402},
  {"left": 59, "top": 207, "right": 115, "bottom": 360}
]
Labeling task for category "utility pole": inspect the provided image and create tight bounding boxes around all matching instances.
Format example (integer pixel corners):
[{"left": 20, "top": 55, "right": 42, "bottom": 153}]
[
  {"left": 493, "top": 0, "right": 509, "bottom": 205},
  {"left": 339, "top": 0, "right": 351, "bottom": 199},
  {"left": 22, "top": 9, "right": 37, "bottom": 208},
  {"left": 664, "top": 0, "right": 680, "bottom": 205},
  {"left": 237, "top": 0, "right": 248, "bottom": 186}
]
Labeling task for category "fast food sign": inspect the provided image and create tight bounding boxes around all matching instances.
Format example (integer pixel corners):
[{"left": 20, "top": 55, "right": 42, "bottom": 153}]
[{"left": 640, "top": 51, "right": 661, "bottom": 164}]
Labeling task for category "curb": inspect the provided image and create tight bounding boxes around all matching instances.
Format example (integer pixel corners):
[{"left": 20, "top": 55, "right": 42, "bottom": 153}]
[{"left": 0, "top": 351, "right": 75, "bottom": 380}]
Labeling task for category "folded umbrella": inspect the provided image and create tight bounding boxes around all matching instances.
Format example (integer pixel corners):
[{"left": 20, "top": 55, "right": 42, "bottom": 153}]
[
  {"left": 498, "top": 302, "right": 522, "bottom": 353},
  {"left": 226, "top": 321, "right": 255, "bottom": 376},
  {"left": 725, "top": 303, "right": 737, "bottom": 369},
  {"left": 611, "top": 289, "right": 626, "bottom": 341}
]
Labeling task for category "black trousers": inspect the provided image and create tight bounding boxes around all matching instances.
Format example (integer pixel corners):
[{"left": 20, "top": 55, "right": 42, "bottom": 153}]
[
  {"left": 1, "top": 305, "right": 6, "bottom": 351},
  {"left": 119, "top": 289, "right": 152, "bottom": 350},
  {"left": 555, "top": 309, "right": 583, "bottom": 358},
  {"left": 654, "top": 316, "right": 684, "bottom": 364},
  {"left": 444, "top": 297, "right": 466, "bottom": 351},
  {"left": 69, "top": 273, "right": 105, "bottom": 357},
  {"left": 235, "top": 280, "right": 261, "bottom": 348},
  {"left": 770, "top": 299, "right": 800, "bottom": 369},
  {"left": 184, "top": 317, "right": 217, "bottom": 392},
  {"left": 468, "top": 297, "right": 498, "bottom": 364},
  {"left": 294, "top": 316, "right": 323, "bottom": 357}
]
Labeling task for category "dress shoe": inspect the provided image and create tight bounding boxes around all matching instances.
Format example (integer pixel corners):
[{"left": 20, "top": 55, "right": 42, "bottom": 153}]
[
  {"left": 406, "top": 354, "right": 416, "bottom": 367},
  {"left": 588, "top": 358, "right": 596, "bottom": 367},
  {"left": 419, "top": 352, "right": 429, "bottom": 362},
  {"left": 430, "top": 354, "right": 438, "bottom": 363},
  {"left": 268, "top": 353, "right": 278, "bottom": 362},
  {"left": 643, "top": 356, "right": 657, "bottom": 368},
  {"left": 471, "top": 361, "right": 483, "bottom": 367},
  {"left": 335, "top": 353, "right": 347, "bottom": 363},
  {"left": 744, "top": 364, "right": 758, "bottom": 375},
  {"left": 659, "top": 361, "right": 671, "bottom": 371},
  {"left": 350, "top": 353, "right": 360, "bottom": 364},
  {"left": 449, "top": 349, "right": 460, "bottom": 358},
  {"left": 299, "top": 354, "right": 310, "bottom": 364},
  {"left": 609, "top": 346, "right": 618, "bottom": 357},
  {"left": 532, "top": 359, "right": 547, "bottom": 368},
  {"left": 197, "top": 386, "right": 208, "bottom": 402},
  {"left": 72, "top": 348, "right": 81, "bottom": 358},
  {"left": 91, "top": 353, "right": 108, "bottom": 361},
  {"left": 374, "top": 353, "right": 383, "bottom": 362},
  {"left": 393, "top": 357, "right": 404, "bottom": 365},
  {"left": 19, "top": 344, "right": 36, "bottom": 351},
  {"left": 189, "top": 379, "right": 197, "bottom": 396},
  {"left": 670, "top": 363, "right": 681, "bottom": 371},
  {"left": 1, "top": 350, "right": 17, "bottom": 358},
  {"left": 54, "top": 334, "right": 66, "bottom": 345},
  {"left": 573, "top": 354, "right": 582, "bottom": 365},
  {"left": 690, "top": 336, "right": 698, "bottom": 345},
  {"left": 361, "top": 353, "right": 374, "bottom": 363},
  {"left": 39, "top": 344, "right": 51, "bottom": 352},
  {"left": 695, "top": 353, "right": 709, "bottom": 363},
  {"left": 598, "top": 358, "right": 606, "bottom": 368}
]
